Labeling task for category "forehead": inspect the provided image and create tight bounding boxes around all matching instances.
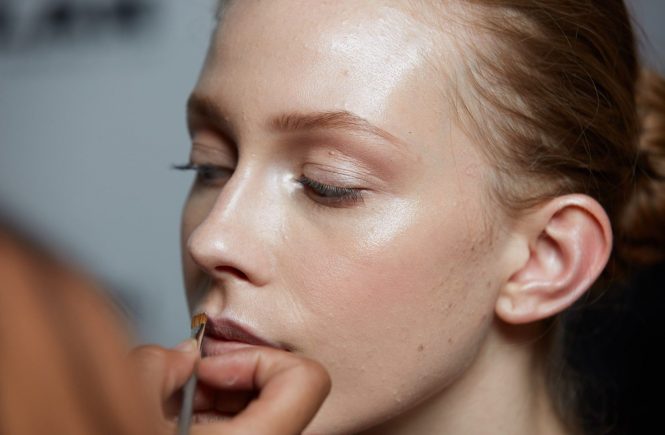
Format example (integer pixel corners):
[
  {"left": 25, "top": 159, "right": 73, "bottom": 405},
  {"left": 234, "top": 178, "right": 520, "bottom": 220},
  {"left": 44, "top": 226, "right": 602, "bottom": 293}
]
[{"left": 198, "top": 0, "right": 454, "bottom": 153}]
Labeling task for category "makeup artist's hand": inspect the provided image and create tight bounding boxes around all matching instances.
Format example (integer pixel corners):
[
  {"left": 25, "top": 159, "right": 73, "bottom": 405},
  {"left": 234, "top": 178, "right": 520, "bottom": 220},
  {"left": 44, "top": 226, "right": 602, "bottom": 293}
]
[{"left": 130, "top": 343, "right": 331, "bottom": 435}]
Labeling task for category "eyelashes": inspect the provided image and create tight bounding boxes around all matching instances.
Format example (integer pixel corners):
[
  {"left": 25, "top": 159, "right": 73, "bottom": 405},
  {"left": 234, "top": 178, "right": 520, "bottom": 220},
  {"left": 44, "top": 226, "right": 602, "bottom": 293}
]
[
  {"left": 296, "top": 175, "right": 365, "bottom": 205},
  {"left": 172, "top": 163, "right": 232, "bottom": 185},
  {"left": 173, "top": 163, "right": 365, "bottom": 206}
]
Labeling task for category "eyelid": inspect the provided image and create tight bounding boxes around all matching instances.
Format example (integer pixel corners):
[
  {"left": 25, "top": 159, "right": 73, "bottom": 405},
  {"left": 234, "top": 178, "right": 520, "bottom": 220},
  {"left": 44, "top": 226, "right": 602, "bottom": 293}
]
[
  {"left": 301, "top": 161, "right": 376, "bottom": 187},
  {"left": 190, "top": 134, "right": 238, "bottom": 165},
  {"left": 297, "top": 175, "right": 365, "bottom": 206}
]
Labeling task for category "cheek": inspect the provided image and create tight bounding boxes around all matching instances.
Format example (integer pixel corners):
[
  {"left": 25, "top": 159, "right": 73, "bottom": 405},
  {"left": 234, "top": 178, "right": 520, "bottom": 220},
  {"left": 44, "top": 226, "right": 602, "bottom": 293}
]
[
  {"left": 288, "top": 197, "right": 496, "bottom": 331},
  {"left": 283, "top": 196, "right": 500, "bottom": 419}
]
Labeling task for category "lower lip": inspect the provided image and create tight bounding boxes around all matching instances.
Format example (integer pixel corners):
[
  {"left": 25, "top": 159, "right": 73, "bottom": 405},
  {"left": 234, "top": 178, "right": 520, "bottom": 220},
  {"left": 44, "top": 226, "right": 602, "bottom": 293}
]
[{"left": 201, "top": 336, "right": 268, "bottom": 356}]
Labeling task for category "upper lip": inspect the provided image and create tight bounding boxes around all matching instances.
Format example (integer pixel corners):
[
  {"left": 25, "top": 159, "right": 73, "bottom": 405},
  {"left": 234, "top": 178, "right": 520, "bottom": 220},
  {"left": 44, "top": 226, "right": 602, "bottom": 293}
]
[{"left": 204, "top": 316, "right": 286, "bottom": 350}]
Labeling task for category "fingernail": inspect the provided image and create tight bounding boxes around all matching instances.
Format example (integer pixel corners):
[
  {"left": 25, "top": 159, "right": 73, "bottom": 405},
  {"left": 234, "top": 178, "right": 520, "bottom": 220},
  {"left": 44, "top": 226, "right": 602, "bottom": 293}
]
[{"left": 174, "top": 338, "right": 196, "bottom": 352}]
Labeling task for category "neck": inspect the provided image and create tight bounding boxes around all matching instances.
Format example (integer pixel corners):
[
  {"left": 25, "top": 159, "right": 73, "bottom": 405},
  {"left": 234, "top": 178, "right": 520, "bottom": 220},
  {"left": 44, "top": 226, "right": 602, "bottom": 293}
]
[{"left": 360, "top": 319, "right": 570, "bottom": 435}]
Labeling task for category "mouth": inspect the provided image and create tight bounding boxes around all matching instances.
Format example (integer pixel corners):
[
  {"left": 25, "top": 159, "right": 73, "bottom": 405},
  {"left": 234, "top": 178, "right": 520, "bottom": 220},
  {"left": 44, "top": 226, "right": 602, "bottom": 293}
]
[{"left": 201, "top": 317, "right": 287, "bottom": 357}]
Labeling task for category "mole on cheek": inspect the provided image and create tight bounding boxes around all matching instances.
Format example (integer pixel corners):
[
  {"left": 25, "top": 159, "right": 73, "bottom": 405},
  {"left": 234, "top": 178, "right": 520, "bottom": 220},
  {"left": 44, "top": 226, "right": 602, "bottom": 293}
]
[{"left": 417, "top": 344, "right": 424, "bottom": 352}]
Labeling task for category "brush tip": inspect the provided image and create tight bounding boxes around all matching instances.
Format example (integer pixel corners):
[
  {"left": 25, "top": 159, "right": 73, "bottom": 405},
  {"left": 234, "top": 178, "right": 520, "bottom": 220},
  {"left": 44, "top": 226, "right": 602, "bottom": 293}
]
[{"left": 191, "top": 313, "right": 208, "bottom": 328}]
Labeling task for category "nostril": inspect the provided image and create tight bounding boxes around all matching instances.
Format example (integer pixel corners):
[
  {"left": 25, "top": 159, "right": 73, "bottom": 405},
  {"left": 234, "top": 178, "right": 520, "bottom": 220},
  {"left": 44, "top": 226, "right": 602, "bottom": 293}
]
[{"left": 214, "top": 265, "right": 249, "bottom": 281}]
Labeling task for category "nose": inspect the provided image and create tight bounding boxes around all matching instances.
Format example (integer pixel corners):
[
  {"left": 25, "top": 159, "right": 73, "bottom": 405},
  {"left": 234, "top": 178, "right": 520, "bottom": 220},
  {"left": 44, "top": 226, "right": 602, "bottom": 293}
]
[{"left": 186, "top": 167, "right": 278, "bottom": 287}]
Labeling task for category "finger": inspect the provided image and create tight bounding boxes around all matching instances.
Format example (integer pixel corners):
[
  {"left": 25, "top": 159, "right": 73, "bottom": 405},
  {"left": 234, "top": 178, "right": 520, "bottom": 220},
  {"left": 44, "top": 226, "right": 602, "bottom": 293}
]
[
  {"left": 129, "top": 341, "right": 199, "bottom": 417},
  {"left": 192, "top": 347, "right": 331, "bottom": 435},
  {"left": 193, "top": 385, "right": 255, "bottom": 415}
]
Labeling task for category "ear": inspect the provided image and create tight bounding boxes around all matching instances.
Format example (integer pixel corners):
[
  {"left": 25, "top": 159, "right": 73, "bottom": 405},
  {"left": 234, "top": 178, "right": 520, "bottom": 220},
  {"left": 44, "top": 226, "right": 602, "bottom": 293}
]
[{"left": 496, "top": 194, "right": 613, "bottom": 324}]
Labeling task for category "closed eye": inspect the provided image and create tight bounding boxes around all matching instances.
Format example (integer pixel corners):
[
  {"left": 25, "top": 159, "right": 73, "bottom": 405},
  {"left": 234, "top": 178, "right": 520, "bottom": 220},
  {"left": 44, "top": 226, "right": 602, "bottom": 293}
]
[{"left": 297, "top": 175, "right": 364, "bottom": 206}]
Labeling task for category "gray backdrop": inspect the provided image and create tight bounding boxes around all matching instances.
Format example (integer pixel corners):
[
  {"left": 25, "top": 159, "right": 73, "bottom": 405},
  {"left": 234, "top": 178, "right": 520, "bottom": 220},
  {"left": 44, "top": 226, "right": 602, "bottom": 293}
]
[{"left": 1, "top": 0, "right": 663, "bottom": 346}]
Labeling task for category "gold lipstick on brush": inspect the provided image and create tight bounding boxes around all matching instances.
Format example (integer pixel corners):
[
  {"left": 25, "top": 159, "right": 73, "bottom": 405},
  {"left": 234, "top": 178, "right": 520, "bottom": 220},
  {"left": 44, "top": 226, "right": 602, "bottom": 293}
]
[{"left": 177, "top": 313, "right": 208, "bottom": 435}]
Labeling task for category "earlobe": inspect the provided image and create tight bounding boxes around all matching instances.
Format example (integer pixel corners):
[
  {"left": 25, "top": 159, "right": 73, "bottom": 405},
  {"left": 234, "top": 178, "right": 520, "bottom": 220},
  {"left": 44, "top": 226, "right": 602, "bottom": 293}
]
[{"left": 496, "top": 195, "right": 613, "bottom": 324}]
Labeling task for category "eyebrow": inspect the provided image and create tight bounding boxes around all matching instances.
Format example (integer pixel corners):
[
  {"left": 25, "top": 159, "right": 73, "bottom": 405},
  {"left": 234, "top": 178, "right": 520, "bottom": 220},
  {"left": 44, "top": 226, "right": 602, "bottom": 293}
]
[
  {"left": 187, "top": 93, "right": 234, "bottom": 135},
  {"left": 270, "top": 111, "right": 409, "bottom": 151},
  {"left": 187, "top": 93, "right": 410, "bottom": 151}
]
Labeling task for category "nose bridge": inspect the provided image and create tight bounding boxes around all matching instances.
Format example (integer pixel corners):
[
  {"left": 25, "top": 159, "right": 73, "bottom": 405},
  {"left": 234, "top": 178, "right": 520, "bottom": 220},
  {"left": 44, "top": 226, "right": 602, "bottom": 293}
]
[
  {"left": 213, "top": 166, "right": 261, "bottom": 226},
  {"left": 188, "top": 164, "right": 279, "bottom": 285}
]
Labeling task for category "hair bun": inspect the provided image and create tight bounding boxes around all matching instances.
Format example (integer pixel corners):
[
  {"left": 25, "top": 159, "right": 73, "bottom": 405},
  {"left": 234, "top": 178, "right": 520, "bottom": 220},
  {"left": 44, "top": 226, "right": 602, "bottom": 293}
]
[{"left": 616, "top": 69, "right": 665, "bottom": 269}]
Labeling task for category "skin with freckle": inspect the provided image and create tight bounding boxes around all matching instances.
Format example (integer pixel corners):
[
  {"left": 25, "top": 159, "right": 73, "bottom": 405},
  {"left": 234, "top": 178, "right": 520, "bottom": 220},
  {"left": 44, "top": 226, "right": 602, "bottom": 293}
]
[{"left": 181, "top": 1, "right": 545, "bottom": 434}]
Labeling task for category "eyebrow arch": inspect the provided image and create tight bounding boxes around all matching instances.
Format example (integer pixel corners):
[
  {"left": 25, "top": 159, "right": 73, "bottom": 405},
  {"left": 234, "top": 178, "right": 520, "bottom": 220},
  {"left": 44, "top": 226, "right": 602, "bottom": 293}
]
[
  {"left": 186, "top": 92, "right": 410, "bottom": 152},
  {"left": 270, "top": 111, "right": 409, "bottom": 151}
]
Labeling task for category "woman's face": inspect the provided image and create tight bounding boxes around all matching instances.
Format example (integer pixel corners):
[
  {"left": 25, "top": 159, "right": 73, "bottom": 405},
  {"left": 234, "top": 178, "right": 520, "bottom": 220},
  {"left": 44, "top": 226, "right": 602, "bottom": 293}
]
[{"left": 181, "top": 0, "right": 515, "bottom": 433}]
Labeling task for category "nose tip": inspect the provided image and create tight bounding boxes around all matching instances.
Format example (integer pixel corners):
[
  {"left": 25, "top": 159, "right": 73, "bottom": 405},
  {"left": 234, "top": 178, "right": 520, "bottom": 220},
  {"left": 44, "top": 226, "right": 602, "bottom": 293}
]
[
  {"left": 187, "top": 228, "right": 238, "bottom": 278},
  {"left": 184, "top": 166, "right": 283, "bottom": 287},
  {"left": 185, "top": 210, "right": 272, "bottom": 287}
]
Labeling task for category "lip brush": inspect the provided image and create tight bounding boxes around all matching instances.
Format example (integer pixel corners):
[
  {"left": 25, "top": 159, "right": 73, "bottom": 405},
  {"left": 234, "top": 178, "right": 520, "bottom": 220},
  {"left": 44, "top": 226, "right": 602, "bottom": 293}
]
[{"left": 176, "top": 313, "right": 208, "bottom": 435}]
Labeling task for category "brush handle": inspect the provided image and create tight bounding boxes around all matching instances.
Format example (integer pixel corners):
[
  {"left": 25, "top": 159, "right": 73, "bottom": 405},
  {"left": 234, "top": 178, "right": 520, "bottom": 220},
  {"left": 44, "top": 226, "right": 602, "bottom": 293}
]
[
  {"left": 177, "top": 313, "right": 207, "bottom": 435},
  {"left": 176, "top": 371, "right": 197, "bottom": 435}
]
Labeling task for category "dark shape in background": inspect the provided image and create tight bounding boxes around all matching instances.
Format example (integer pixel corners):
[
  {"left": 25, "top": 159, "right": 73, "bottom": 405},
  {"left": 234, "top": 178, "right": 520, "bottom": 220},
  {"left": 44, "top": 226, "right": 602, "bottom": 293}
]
[
  {"left": 565, "top": 265, "right": 665, "bottom": 435},
  {"left": 0, "top": 0, "right": 156, "bottom": 50},
  {"left": 0, "top": 1, "right": 10, "bottom": 45},
  {"left": 114, "top": 0, "right": 151, "bottom": 31}
]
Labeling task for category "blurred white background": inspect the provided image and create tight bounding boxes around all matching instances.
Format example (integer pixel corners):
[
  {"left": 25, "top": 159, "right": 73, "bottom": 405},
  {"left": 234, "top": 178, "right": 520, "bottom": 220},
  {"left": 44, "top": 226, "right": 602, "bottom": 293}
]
[{"left": 0, "top": 0, "right": 663, "bottom": 346}]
